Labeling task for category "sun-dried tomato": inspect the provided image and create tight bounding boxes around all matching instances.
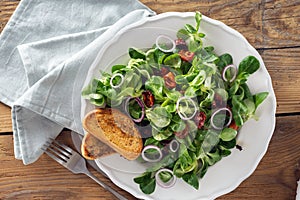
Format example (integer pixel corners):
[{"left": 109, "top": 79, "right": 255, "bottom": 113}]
[
  {"left": 175, "top": 38, "right": 188, "bottom": 50},
  {"left": 174, "top": 125, "right": 189, "bottom": 139},
  {"left": 142, "top": 90, "right": 155, "bottom": 107},
  {"left": 163, "top": 71, "right": 176, "bottom": 89},
  {"left": 212, "top": 93, "right": 225, "bottom": 108},
  {"left": 178, "top": 50, "right": 195, "bottom": 62},
  {"left": 229, "top": 120, "right": 239, "bottom": 130},
  {"left": 194, "top": 111, "right": 206, "bottom": 129},
  {"left": 160, "top": 66, "right": 169, "bottom": 76}
]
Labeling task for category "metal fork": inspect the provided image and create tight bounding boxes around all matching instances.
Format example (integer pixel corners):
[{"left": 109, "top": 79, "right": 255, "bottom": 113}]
[{"left": 42, "top": 138, "right": 128, "bottom": 200}]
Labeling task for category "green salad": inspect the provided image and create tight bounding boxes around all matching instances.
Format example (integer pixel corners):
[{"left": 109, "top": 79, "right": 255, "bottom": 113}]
[{"left": 82, "top": 12, "right": 269, "bottom": 194}]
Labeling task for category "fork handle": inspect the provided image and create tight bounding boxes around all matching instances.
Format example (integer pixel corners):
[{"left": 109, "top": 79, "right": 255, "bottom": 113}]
[{"left": 85, "top": 171, "right": 128, "bottom": 200}]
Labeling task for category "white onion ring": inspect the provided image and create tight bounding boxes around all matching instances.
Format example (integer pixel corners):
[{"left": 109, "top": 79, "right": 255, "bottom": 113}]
[
  {"left": 169, "top": 140, "right": 180, "bottom": 153},
  {"left": 155, "top": 35, "right": 176, "bottom": 53},
  {"left": 176, "top": 96, "right": 197, "bottom": 120},
  {"left": 141, "top": 145, "right": 163, "bottom": 163},
  {"left": 110, "top": 73, "right": 124, "bottom": 88},
  {"left": 155, "top": 168, "right": 177, "bottom": 188},
  {"left": 210, "top": 107, "right": 233, "bottom": 130},
  {"left": 124, "top": 97, "right": 145, "bottom": 123},
  {"left": 222, "top": 64, "right": 237, "bottom": 82}
]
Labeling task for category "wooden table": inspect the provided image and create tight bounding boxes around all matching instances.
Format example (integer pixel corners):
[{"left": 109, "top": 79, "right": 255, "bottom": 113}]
[{"left": 0, "top": 0, "right": 299, "bottom": 199}]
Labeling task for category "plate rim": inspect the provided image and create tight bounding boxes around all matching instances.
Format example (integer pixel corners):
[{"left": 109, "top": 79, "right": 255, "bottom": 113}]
[{"left": 83, "top": 11, "right": 277, "bottom": 200}]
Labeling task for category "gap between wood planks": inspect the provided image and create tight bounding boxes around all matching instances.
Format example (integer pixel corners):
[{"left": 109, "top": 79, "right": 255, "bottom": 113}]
[
  {"left": 257, "top": 45, "right": 300, "bottom": 51},
  {"left": 276, "top": 112, "right": 300, "bottom": 117}
]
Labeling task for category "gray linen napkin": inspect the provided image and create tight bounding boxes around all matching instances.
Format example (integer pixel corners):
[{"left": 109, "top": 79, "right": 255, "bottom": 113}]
[{"left": 0, "top": 0, "right": 155, "bottom": 164}]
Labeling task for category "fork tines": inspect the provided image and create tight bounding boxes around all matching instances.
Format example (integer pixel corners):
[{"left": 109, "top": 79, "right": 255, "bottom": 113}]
[{"left": 42, "top": 138, "right": 73, "bottom": 165}]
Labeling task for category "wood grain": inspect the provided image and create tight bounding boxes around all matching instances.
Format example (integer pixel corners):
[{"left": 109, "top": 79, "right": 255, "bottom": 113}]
[
  {"left": 0, "top": 103, "right": 12, "bottom": 133},
  {"left": 0, "top": 0, "right": 19, "bottom": 32},
  {"left": 0, "top": 132, "right": 135, "bottom": 200},
  {"left": 0, "top": 1, "right": 300, "bottom": 200},
  {"left": 263, "top": 0, "right": 300, "bottom": 48},
  {"left": 262, "top": 48, "right": 300, "bottom": 114},
  {"left": 141, "top": 0, "right": 265, "bottom": 47},
  {"left": 0, "top": 116, "right": 299, "bottom": 200}
]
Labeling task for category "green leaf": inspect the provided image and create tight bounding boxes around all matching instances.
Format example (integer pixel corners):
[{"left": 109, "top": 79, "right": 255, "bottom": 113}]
[
  {"left": 134, "top": 172, "right": 151, "bottom": 184},
  {"left": 238, "top": 56, "right": 260, "bottom": 75},
  {"left": 206, "top": 149, "right": 222, "bottom": 165},
  {"left": 153, "top": 128, "right": 173, "bottom": 141},
  {"left": 111, "top": 65, "right": 126, "bottom": 73},
  {"left": 164, "top": 54, "right": 182, "bottom": 68},
  {"left": 219, "top": 138, "right": 237, "bottom": 149},
  {"left": 232, "top": 107, "right": 244, "bottom": 127},
  {"left": 201, "top": 130, "right": 219, "bottom": 153},
  {"left": 253, "top": 92, "right": 269, "bottom": 108},
  {"left": 195, "top": 11, "right": 202, "bottom": 31},
  {"left": 243, "top": 98, "right": 256, "bottom": 114},
  {"left": 146, "top": 107, "right": 172, "bottom": 128},
  {"left": 158, "top": 171, "right": 173, "bottom": 183},
  {"left": 129, "top": 47, "right": 146, "bottom": 60},
  {"left": 182, "top": 172, "right": 199, "bottom": 189},
  {"left": 177, "top": 28, "right": 190, "bottom": 40},
  {"left": 140, "top": 177, "right": 156, "bottom": 194},
  {"left": 189, "top": 70, "right": 206, "bottom": 86},
  {"left": 219, "top": 128, "right": 238, "bottom": 141},
  {"left": 217, "top": 53, "right": 233, "bottom": 69},
  {"left": 145, "top": 76, "right": 165, "bottom": 101},
  {"left": 185, "top": 24, "right": 197, "bottom": 34}
]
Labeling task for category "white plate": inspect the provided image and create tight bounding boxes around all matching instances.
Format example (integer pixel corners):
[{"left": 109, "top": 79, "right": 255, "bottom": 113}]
[{"left": 81, "top": 12, "right": 276, "bottom": 200}]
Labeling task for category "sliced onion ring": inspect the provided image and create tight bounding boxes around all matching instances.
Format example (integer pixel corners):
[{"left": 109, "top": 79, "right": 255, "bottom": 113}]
[
  {"left": 222, "top": 64, "right": 237, "bottom": 82},
  {"left": 110, "top": 73, "right": 124, "bottom": 88},
  {"left": 210, "top": 107, "right": 233, "bottom": 130},
  {"left": 155, "top": 168, "right": 177, "bottom": 188},
  {"left": 124, "top": 97, "right": 145, "bottom": 123},
  {"left": 176, "top": 96, "right": 197, "bottom": 120},
  {"left": 141, "top": 145, "right": 163, "bottom": 163},
  {"left": 156, "top": 35, "right": 176, "bottom": 53},
  {"left": 169, "top": 140, "right": 180, "bottom": 153}
]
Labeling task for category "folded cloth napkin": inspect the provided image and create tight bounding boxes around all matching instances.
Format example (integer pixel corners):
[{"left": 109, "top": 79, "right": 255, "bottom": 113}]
[{"left": 0, "top": 0, "right": 155, "bottom": 164}]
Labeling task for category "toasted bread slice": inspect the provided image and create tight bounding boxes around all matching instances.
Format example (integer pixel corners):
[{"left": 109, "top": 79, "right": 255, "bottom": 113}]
[
  {"left": 82, "top": 108, "right": 143, "bottom": 160},
  {"left": 81, "top": 132, "right": 116, "bottom": 160}
]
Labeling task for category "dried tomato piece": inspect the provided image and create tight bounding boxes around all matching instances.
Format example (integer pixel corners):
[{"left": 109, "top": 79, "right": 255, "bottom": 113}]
[
  {"left": 163, "top": 71, "right": 176, "bottom": 89},
  {"left": 194, "top": 111, "right": 206, "bottom": 129},
  {"left": 175, "top": 38, "right": 187, "bottom": 50},
  {"left": 228, "top": 120, "right": 239, "bottom": 130},
  {"left": 174, "top": 125, "right": 189, "bottom": 139},
  {"left": 160, "top": 66, "right": 170, "bottom": 76},
  {"left": 179, "top": 50, "right": 195, "bottom": 62},
  {"left": 212, "top": 93, "right": 225, "bottom": 108},
  {"left": 142, "top": 90, "right": 155, "bottom": 107}
]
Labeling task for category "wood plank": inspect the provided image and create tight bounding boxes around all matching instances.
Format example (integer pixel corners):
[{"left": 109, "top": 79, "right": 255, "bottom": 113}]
[
  {"left": 0, "top": 103, "right": 12, "bottom": 133},
  {"left": 262, "top": 0, "right": 300, "bottom": 48},
  {"left": 141, "top": 0, "right": 264, "bottom": 48},
  {"left": 0, "top": 0, "right": 20, "bottom": 32},
  {"left": 219, "top": 115, "right": 300, "bottom": 199},
  {"left": 261, "top": 47, "right": 300, "bottom": 114},
  {"left": 0, "top": 131, "right": 136, "bottom": 200},
  {"left": 0, "top": 116, "right": 299, "bottom": 199}
]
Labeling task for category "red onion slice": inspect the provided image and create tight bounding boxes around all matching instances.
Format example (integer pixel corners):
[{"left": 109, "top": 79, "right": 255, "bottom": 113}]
[
  {"left": 169, "top": 140, "right": 180, "bottom": 153},
  {"left": 210, "top": 107, "right": 233, "bottom": 130},
  {"left": 155, "top": 168, "right": 177, "bottom": 188},
  {"left": 222, "top": 64, "right": 237, "bottom": 82},
  {"left": 124, "top": 97, "right": 145, "bottom": 123},
  {"left": 176, "top": 96, "right": 197, "bottom": 120},
  {"left": 141, "top": 145, "right": 163, "bottom": 163},
  {"left": 110, "top": 73, "right": 124, "bottom": 88},
  {"left": 156, "top": 35, "right": 176, "bottom": 53}
]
